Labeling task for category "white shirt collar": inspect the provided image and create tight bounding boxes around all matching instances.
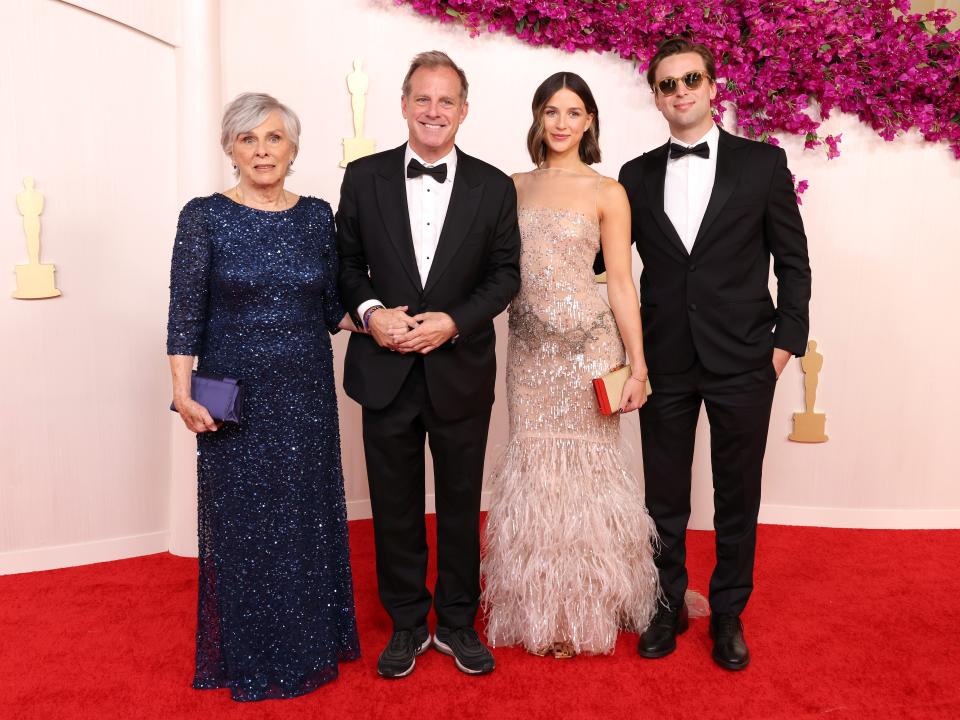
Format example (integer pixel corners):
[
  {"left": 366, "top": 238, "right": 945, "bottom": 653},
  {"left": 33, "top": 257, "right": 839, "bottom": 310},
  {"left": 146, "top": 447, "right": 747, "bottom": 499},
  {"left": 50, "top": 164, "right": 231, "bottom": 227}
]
[
  {"left": 404, "top": 144, "right": 457, "bottom": 181},
  {"left": 669, "top": 123, "right": 720, "bottom": 151}
]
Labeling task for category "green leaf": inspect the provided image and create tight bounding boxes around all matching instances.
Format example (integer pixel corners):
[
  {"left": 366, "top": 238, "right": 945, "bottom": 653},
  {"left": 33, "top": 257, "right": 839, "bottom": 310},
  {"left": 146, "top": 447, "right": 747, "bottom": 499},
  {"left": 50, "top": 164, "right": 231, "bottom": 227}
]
[
  {"left": 533, "top": 20, "right": 541, "bottom": 33},
  {"left": 445, "top": 8, "right": 461, "bottom": 19},
  {"left": 617, "top": 2, "right": 628, "bottom": 10},
  {"left": 725, "top": 79, "right": 737, "bottom": 91},
  {"left": 951, "top": 112, "right": 960, "bottom": 125},
  {"left": 516, "top": 18, "right": 526, "bottom": 33},
  {"left": 819, "top": 43, "right": 831, "bottom": 53}
]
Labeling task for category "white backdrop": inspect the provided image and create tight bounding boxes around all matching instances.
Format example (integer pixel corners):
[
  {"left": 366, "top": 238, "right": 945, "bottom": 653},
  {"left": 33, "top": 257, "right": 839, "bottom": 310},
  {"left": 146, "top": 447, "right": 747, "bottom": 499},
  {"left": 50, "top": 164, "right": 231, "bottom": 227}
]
[
  {"left": 0, "top": 0, "right": 178, "bottom": 573},
  {"left": 2, "top": 0, "right": 959, "bottom": 574}
]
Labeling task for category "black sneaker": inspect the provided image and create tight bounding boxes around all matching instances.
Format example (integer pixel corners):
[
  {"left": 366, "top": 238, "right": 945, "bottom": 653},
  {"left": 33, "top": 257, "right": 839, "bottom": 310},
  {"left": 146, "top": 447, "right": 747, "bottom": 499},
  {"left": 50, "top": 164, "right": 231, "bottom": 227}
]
[
  {"left": 433, "top": 626, "right": 495, "bottom": 675},
  {"left": 377, "top": 625, "right": 431, "bottom": 678}
]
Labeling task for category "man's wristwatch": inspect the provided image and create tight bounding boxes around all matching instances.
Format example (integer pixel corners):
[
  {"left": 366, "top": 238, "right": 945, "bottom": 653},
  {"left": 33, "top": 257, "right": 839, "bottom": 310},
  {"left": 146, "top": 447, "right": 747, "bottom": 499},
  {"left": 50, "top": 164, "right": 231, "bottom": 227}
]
[{"left": 362, "top": 305, "right": 385, "bottom": 331}]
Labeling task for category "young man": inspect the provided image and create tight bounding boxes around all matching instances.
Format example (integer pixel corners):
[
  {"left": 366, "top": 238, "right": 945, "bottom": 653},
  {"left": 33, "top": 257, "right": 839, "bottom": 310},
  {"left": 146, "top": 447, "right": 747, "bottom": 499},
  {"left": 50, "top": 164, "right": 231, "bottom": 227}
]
[
  {"left": 336, "top": 51, "right": 521, "bottom": 678},
  {"left": 618, "top": 38, "right": 812, "bottom": 669}
]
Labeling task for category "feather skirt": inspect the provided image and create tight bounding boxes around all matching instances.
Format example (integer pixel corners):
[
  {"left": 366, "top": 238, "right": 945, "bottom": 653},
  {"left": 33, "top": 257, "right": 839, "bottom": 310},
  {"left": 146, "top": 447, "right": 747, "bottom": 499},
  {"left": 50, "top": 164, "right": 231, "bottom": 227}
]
[{"left": 481, "top": 434, "right": 660, "bottom": 655}]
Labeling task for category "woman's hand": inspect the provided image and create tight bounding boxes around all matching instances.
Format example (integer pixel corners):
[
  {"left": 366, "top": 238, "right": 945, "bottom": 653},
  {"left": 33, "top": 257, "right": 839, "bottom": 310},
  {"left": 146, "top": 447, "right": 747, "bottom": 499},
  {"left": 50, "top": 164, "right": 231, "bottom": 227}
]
[
  {"left": 174, "top": 396, "right": 220, "bottom": 433},
  {"left": 619, "top": 376, "right": 648, "bottom": 414},
  {"left": 338, "top": 312, "right": 366, "bottom": 333}
]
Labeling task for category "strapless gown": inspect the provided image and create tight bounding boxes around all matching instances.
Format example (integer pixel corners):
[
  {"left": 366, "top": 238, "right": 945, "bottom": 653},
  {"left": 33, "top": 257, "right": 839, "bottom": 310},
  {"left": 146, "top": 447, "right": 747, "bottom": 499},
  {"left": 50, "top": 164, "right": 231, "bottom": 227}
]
[{"left": 481, "top": 169, "right": 660, "bottom": 654}]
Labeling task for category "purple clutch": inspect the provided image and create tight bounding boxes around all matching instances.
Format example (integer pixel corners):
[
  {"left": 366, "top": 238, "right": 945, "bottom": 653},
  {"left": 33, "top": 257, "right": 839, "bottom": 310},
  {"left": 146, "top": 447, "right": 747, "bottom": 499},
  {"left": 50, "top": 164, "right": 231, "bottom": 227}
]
[{"left": 169, "top": 371, "right": 245, "bottom": 424}]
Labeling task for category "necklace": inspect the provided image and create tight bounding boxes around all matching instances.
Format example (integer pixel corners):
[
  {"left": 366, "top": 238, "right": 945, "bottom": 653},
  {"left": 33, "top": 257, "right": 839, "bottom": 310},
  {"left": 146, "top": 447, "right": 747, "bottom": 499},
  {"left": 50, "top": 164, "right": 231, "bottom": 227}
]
[{"left": 232, "top": 185, "right": 289, "bottom": 211}]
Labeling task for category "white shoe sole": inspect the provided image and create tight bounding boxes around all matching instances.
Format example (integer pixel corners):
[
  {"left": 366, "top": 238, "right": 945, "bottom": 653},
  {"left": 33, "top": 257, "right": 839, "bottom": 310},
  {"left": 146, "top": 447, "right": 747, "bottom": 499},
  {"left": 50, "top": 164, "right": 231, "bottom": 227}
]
[
  {"left": 432, "top": 635, "right": 494, "bottom": 675},
  {"left": 378, "top": 635, "right": 432, "bottom": 678}
]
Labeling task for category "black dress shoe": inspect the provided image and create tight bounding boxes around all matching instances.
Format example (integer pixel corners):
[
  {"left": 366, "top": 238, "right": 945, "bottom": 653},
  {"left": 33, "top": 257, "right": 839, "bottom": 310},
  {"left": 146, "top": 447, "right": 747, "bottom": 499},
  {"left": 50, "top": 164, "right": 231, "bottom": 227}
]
[
  {"left": 710, "top": 613, "right": 750, "bottom": 670},
  {"left": 433, "top": 626, "right": 495, "bottom": 675},
  {"left": 377, "top": 625, "right": 431, "bottom": 678},
  {"left": 638, "top": 603, "right": 689, "bottom": 658}
]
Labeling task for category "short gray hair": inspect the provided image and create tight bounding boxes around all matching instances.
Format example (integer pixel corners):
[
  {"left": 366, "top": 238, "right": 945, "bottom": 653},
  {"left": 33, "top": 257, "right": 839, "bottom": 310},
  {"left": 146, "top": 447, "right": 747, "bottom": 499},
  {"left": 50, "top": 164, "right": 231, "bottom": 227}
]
[
  {"left": 402, "top": 51, "right": 469, "bottom": 102},
  {"left": 220, "top": 92, "right": 301, "bottom": 177}
]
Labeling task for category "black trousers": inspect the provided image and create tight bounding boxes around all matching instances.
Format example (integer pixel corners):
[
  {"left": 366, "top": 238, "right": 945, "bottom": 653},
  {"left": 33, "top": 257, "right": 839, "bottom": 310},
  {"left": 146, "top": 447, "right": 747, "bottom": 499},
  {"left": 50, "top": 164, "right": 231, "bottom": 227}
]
[
  {"left": 361, "top": 359, "right": 492, "bottom": 630},
  {"left": 639, "top": 358, "right": 777, "bottom": 616}
]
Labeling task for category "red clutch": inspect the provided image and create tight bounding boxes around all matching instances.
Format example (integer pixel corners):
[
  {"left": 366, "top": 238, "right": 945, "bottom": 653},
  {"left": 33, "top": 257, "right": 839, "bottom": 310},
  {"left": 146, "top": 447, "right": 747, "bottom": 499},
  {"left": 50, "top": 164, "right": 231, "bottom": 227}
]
[{"left": 592, "top": 364, "right": 651, "bottom": 415}]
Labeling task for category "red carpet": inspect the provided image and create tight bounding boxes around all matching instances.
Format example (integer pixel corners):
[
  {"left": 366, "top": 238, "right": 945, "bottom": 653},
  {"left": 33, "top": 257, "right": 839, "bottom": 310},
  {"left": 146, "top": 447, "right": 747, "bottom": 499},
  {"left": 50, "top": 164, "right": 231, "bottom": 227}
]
[{"left": 2, "top": 519, "right": 959, "bottom": 720}]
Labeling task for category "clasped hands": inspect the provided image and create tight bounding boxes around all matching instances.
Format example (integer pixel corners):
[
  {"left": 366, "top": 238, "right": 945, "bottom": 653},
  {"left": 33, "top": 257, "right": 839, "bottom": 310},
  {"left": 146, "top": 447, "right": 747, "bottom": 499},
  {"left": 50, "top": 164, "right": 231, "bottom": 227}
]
[{"left": 368, "top": 305, "right": 458, "bottom": 355}]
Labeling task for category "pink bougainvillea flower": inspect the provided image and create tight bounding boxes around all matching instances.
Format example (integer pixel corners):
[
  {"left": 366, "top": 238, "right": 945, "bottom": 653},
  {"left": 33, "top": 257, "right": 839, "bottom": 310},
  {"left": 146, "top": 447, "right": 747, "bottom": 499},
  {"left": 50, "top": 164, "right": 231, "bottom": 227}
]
[{"left": 398, "top": 0, "right": 960, "bottom": 174}]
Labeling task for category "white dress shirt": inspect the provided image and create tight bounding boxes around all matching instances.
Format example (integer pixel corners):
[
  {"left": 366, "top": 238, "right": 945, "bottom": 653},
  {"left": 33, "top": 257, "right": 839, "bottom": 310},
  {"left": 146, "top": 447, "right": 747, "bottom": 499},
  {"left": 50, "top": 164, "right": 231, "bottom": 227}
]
[
  {"left": 663, "top": 124, "right": 719, "bottom": 254},
  {"left": 357, "top": 145, "right": 457, "bottom": 321}
]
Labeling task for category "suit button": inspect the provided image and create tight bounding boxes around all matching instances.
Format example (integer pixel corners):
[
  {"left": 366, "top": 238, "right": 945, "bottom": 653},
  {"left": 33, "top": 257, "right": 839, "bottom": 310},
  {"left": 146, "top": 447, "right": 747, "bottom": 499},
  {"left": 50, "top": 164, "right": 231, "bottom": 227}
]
[
  {"left": 689, "top": 303, "right": 697, "bottom": 311},
  {"left": 688, "top": 264, "right": 696, "bottom": 272}
]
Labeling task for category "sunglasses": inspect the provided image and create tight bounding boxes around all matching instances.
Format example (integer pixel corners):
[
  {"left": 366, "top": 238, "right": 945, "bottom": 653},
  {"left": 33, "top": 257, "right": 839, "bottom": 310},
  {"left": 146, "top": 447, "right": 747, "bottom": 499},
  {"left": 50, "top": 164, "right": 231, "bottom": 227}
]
[{"left": 655, "top": 71, "right": 708, "bottom": 96}]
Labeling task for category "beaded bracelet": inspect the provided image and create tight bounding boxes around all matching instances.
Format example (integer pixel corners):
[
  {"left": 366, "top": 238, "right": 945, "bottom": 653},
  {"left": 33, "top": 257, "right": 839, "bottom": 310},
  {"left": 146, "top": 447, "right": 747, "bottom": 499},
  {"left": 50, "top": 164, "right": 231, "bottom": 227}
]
[{"left": 362, "top": 305, "right": 385, "bottom": 331}]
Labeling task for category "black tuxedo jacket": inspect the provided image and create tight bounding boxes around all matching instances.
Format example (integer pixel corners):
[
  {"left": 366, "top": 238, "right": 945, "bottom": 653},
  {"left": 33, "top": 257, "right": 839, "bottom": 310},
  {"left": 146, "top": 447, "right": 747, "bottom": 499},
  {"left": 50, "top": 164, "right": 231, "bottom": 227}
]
[
  {"left": 336, "top": 144, "right": 521, "bottom": 420},
  {"left": 607, "top": 129, "right": 811, "bottom": 375}
]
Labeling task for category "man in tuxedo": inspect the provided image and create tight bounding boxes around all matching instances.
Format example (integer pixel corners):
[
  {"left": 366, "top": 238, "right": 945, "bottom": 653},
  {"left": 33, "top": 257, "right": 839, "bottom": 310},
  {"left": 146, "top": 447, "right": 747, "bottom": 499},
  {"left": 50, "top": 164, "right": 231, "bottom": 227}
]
[
  {"left": 619, "top": 38, "right": 812, "bottom": 669},
  {"left": 336, "top": 51, "right": 520, "bottom": 678}
]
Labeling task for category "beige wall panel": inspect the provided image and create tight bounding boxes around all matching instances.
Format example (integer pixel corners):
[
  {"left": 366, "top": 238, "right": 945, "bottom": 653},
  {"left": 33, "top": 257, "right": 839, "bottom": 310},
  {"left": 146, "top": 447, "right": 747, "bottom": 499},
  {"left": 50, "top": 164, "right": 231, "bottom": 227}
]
[
  {"left": 220, "top": 0, "right": 960, "bottom": 529},
  {"left": 0, "top": 0, "right": 178, "bottom": 569},
  {"left": 3, "top": 0, "right": 957, "bottom": 576}
]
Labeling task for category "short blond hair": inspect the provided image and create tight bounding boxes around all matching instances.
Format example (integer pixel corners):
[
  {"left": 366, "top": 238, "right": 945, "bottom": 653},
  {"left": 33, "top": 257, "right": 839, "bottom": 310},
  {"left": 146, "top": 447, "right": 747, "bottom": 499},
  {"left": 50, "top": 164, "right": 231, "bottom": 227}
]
[{"left": 401, "top": 51, "right": 469, "bottom": 102}]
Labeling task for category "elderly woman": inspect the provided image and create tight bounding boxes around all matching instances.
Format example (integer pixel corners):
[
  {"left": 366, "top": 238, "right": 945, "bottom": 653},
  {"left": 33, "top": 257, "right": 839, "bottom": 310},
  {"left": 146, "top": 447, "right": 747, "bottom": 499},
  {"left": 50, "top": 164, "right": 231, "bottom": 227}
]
[{"left": 167, "top": 92, "right": 360, "bottom": 701}]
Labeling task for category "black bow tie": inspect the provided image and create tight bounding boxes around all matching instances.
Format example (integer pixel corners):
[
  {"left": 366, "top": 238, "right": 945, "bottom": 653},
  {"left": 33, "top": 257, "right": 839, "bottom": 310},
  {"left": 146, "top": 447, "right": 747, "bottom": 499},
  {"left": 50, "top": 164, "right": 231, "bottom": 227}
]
[
  {"left": 407, "top": 158, "right": 448, "bottom": 183},
  {"left": 669, "top": 142, "right": 710, "bottom": 160}
]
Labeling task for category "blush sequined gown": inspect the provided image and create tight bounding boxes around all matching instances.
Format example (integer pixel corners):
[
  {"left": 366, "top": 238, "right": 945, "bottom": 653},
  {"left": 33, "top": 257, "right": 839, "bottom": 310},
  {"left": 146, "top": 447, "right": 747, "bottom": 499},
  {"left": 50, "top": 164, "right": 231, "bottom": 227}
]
[{"left": 481, "top": 169, "right": 660, "bottom": 654}]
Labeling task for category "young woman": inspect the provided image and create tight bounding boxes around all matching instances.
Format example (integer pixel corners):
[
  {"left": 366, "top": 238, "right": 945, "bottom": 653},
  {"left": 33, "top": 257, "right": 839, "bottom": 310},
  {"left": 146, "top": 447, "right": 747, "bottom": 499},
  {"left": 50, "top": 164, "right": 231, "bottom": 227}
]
[{"left": 481, "top": 73, "right": 659, "bottom": 658}]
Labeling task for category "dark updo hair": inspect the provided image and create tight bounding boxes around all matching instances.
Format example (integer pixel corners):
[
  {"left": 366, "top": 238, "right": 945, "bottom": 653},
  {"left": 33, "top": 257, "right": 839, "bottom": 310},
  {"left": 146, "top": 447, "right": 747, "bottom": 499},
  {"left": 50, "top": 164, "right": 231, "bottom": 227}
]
[{"left": 526, "top": 72, "right": 601, "bottom": 166}]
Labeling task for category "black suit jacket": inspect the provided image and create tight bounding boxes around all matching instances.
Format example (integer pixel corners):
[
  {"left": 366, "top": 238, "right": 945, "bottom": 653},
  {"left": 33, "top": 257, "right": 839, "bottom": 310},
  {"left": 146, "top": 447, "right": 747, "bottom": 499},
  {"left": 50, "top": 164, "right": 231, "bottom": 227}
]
[
  {"left": 336, "top": 144, "right": 521, "bottom": 420},
  {"left": 607, "top": 129, "right": 811, "bottom": 375}
]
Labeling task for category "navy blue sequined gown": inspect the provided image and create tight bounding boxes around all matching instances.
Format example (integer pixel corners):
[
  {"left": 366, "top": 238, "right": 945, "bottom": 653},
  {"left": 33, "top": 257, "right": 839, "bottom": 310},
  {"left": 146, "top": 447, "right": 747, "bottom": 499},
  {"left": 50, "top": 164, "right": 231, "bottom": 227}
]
[{"left": 166, "top": 194, "right": 359, "bottom": 702}]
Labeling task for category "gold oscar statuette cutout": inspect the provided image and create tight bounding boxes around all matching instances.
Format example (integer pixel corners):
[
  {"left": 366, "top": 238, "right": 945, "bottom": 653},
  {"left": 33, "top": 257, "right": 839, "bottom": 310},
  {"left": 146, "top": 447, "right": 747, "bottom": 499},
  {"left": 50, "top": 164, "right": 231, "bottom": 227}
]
[
  {"left": 789, "top": 339, "right": 828, "bottom": 443},
  {"left": 340, "top": 58, "right": 376, "bottom": 168},
  {"left": 13, "top": 177, "right": 61, "bottom": 299}
]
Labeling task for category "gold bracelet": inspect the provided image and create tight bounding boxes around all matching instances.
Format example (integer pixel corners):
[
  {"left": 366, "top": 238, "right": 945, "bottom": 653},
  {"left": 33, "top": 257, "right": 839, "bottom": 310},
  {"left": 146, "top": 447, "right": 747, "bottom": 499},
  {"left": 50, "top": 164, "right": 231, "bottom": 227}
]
[{"left": 631, "top": 374, "right": 648, "bottom": 382}]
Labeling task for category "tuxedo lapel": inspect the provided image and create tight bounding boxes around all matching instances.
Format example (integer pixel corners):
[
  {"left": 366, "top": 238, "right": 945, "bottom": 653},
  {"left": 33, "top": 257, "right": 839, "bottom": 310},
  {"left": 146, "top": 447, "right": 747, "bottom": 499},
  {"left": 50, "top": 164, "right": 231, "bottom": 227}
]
[
  {"left": 643, "top": 142, "right": 689, "bottom": 259},
  {"left": 691, "top": 130, "right": 746, "bottom": 254},
  {"left": 423, "top": 147, "right": 483, "bottom": 294},
  {"left": 374, "top": 144, "right": 422, "bottom": 291}
]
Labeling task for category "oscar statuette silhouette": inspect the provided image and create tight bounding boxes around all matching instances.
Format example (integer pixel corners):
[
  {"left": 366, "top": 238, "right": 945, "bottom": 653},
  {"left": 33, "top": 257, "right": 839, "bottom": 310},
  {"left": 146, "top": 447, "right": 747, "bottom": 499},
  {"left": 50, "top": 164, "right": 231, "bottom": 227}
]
[
  {"left": 341, "top": 58, "right": 376, "bottom": 168},
  {"left": 13, "top": 177, "right": 61, "bottom": 299},
  {"left": 789, "top": 340, "right": 828, "bottom": 443}
]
